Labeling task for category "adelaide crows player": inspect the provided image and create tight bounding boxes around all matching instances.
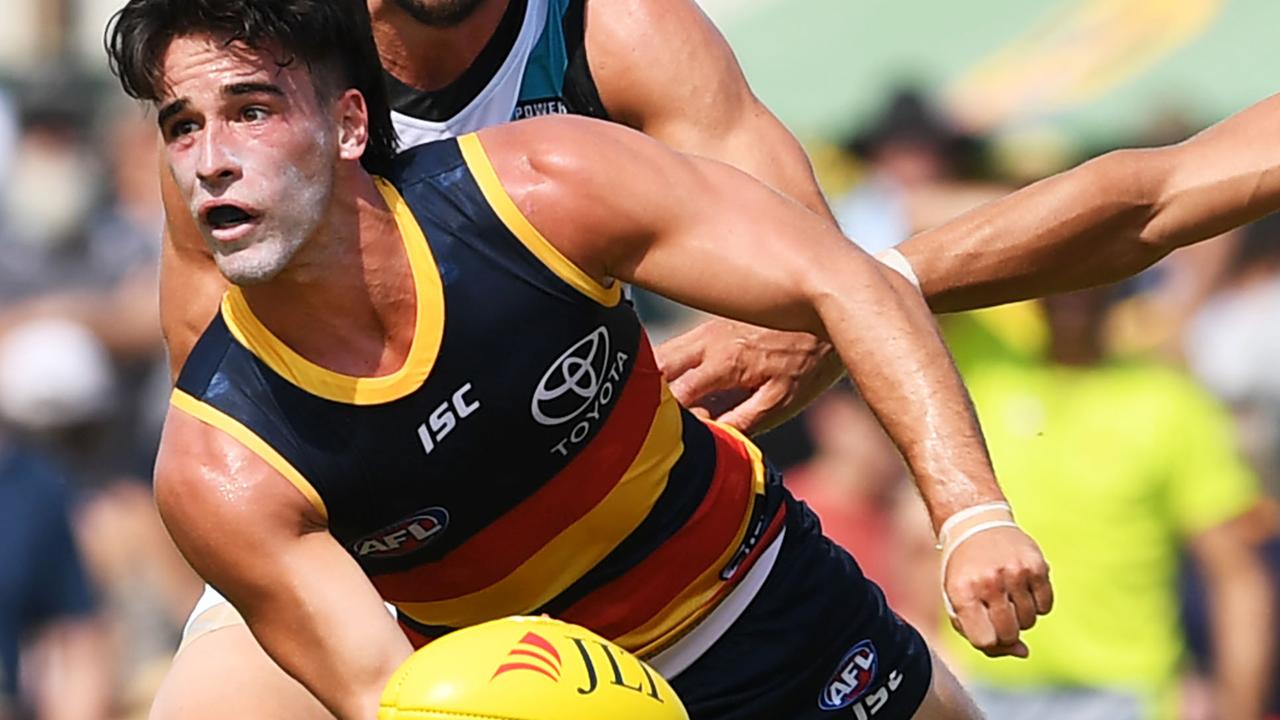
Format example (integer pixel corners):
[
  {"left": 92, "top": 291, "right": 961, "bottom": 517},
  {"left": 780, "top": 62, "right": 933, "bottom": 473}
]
[
  {"left": 155, "top": 0, "right": 855, "bottom": 710},
  {"left": 109, "top": 0, "right": 1052, "bottom": 718},
  {"left": 160, "top": 0, "right": 845, "bottom": 427}
]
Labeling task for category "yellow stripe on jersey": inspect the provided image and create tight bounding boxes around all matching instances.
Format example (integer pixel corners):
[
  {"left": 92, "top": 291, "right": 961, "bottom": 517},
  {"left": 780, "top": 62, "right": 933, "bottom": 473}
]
[
  {"left": 621, "top": 422, "right": 766, "bottom": 656},
  {"left": 170, "top": 389, "right": 328, "bottom": 520},
  {"left": 457, "top": 133, "right": 623, "bottom": 307},
  {"left": 219, "top": 178, "right": 445, "bottom": 405},
  {"left": 394, "top": 385, "right": 683, "bottom": 626}
]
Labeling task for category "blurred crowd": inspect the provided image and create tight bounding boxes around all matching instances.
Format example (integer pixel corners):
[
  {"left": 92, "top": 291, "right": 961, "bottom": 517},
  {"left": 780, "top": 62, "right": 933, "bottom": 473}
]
[
  {"left": 783, "top": 90, "right": 1280, "bottom": 720},
  {"left": 0, "top": 10, "right": 204, "bottom": 714},
  {"left": 0, "top": 4, "right": 1276, "bottom": 720}
]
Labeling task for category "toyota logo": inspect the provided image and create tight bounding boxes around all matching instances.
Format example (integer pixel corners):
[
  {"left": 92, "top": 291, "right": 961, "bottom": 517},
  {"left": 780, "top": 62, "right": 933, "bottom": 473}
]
[{"left": 532, "top": 327, "right": 610, "bottom": 426}]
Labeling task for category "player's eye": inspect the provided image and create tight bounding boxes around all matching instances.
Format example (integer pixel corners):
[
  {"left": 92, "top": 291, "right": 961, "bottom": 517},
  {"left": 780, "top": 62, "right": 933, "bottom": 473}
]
[
  {"left": 241, "top": 106, "right": 270, "bottom": 122},
  {"left": 167, "top": 119, "right": 199, "bottom": 140}
]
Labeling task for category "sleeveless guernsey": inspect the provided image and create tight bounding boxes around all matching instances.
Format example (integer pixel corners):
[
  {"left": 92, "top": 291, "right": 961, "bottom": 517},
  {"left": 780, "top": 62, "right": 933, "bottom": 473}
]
[{"left": 172, "top": 135, "right": 785, "bottom": 658}]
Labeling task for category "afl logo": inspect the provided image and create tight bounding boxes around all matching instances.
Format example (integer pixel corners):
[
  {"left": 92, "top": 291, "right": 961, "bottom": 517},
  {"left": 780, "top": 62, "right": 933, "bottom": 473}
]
[
  {"left": 818, "top": 640, "right": 878, "bottom": 711},
  {"left": 351, "top": 508, "right": 449, "bottom": 559},
  {"left": 532, "top": 327, "right": 610, "bottom": 426}
]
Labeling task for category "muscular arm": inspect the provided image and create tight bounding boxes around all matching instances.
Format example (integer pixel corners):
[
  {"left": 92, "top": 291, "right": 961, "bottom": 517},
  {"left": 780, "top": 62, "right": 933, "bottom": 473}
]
[
  {"left": 586, "top": 0, "right": 844, "bottom": 431},
  {"left": 154, "top": 409, "right": 411, "bottom": 720},
  {"left": 587, "top": 0, "right": 831, "bottom": 220},
  {"left": 898, "top": 92, "right": 1280, "bottom": 313},
  {"left": 480, "top": 117, "right": 1051, "bottom": 654},
  {"left": 1187, "top": 505, "right": 1276, "bottom": 720}
]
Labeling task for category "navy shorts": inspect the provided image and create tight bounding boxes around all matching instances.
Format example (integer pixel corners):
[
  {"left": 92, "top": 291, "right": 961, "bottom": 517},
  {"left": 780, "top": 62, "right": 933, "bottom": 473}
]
[{"left": 672, "top": 488, "right": 933, "bottom": 720}]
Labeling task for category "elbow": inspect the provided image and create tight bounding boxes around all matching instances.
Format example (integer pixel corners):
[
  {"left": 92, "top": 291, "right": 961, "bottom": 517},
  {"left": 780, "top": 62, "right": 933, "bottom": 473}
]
[{"left": 1094, "top": 147, "right": 1185, "bottom": 256}]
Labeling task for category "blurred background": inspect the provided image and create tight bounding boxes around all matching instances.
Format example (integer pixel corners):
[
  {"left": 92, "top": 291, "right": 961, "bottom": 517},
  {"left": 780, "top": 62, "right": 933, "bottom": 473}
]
[{"left": 0, "top": 0, "right": 1276, "bottom": 718}]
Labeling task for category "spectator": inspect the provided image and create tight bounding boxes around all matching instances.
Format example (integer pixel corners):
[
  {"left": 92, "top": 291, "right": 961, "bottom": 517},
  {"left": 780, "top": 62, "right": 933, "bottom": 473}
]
[
  {"left": 1186, "top": 214, "right": 1280, "bottom": 494},
  {"left": 833, "top": 88, "right": 995, "bottom": 254},
  {"left": 0, "top": 432, "right": 108, "bottom": 720},
  {"left": 0, "top": 319, "right": 195, "bottom": 720},
  {"left": 941, "top": 286, "right": 1276, "bottom": 720},
  {"left": 1179, "top": 527, "right": 1280, "bottom": 720}
]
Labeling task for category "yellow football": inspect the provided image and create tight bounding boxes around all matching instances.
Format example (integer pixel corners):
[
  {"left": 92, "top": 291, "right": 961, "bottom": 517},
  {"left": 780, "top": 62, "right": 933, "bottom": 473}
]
[{"left": 378, "top": 616, "right": 689, "bottom": 720}]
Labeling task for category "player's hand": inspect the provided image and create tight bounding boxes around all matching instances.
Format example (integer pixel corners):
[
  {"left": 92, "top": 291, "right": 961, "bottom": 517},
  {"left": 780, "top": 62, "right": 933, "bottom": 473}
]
[
  {"left": 654, "top": 318, "right": 842, "bottom": 434},
  {"left": 944, "top": 526, "right": 1052, "bottom": 658}
]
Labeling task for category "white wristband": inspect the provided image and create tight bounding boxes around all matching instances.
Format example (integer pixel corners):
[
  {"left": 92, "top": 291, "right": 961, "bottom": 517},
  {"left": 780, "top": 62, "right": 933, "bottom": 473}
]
[
  {"left": 874, "top": 247, "right": 921, "bottom": 291},
  {"left": 937, "top": 501, "right": 1012, "bottom": 549},
  {"left": 940, "top": 519, "right": 1022, "bottom": 618}
]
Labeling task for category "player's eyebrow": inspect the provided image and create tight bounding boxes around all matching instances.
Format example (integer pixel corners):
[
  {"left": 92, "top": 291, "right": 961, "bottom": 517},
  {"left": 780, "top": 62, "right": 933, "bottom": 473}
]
[
  {"left": 157, "top": 98, "right": 188, "bottom": 128},
  {"left": 224, "top": 81, "right": 285, "bottom": 98}
]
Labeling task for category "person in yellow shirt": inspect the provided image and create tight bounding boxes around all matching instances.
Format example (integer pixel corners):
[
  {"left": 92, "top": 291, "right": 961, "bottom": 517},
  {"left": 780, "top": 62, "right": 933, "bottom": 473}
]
[{"left": 942, "top": 286, "right": 1276, "bottom": 720}]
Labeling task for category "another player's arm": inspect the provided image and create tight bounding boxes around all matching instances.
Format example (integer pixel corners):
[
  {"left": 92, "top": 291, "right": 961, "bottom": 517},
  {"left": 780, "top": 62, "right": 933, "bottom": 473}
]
[
  {"left": 154, "top": 408, "right": 411, "bottom": 720},
  {"left": 896, "top": 92, "right": 1280, "bottom": 313},
  {"left": 586, "top": 0, "right": 843, "bottom": 433},
  {"left": 1187, "top": 505, "right": 1276, "bottom": 720},
  {"left": 478, "top": 117, "right": 1052, "bottom": 657},
  {"left": 159, "top": 155, "right": 230, "bottom": 377}
]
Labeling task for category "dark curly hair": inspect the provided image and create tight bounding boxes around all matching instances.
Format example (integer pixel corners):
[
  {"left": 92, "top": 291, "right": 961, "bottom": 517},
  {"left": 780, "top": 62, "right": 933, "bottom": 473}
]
[{"left": 105, "top": 0, "right": 398, "bottom": 174}]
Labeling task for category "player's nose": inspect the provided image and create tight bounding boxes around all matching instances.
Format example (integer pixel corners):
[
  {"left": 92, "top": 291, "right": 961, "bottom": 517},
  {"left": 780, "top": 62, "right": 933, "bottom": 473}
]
[{"left": 195, "top": 124, "right": 242, "bottom": 189}]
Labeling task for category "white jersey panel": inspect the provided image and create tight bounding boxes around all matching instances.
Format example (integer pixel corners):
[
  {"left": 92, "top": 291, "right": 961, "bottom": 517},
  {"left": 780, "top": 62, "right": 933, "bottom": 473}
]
[{"left": 390, "top": 0, "right": 550, "bottom": 147}]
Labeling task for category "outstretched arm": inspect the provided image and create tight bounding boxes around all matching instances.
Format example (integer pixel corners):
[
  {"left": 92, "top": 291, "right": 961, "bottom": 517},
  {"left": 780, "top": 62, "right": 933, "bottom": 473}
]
[
  {"left": 478, "top": 116, "right": 1052, "bottom": 657},
  {"left": 586, "top": 0, "right": 843, "bottom": 432},
  {"left": 155, "top": 408, "right": 411, "bottom": 720},
  {"left": 897, "top": 92, "right": 1280, "bottom": 313}
]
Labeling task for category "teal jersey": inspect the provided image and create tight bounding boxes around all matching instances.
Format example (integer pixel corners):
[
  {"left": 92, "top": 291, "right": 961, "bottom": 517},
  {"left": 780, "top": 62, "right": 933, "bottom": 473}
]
[{"left": 385, "top": 0, "right": 607, "bottom": 147}]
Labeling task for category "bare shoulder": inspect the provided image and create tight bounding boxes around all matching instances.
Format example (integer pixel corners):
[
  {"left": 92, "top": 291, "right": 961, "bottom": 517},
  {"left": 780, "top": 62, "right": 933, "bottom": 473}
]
[
  {"left": 582, "top": 0, "right": 750, "bottom": 129},
  {"left": 472, "top": 116, "right": 682, "bottom": 277},
  {"left": 475, "top": 115, "right": 661, "bottom": 189},
  {"left": 472, "top": 116, "right": 683, "bottom": 237},
  {"left": 583, "top": 0, "right": 726, "bottom": 57}
]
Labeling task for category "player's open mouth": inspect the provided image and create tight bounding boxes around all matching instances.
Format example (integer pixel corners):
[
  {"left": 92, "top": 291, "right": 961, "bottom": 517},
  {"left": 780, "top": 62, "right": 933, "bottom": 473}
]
[{"left": 201, "top": 203, "right": 261, "bottom": 242}]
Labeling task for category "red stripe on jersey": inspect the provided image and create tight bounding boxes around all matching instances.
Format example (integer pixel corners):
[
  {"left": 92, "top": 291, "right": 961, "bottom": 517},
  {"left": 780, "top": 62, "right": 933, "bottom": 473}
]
[
  {"left": 558, "top": 422, "right": 757, "bottom": 638},
  {"left": 372, "top": 335, "right": 662, "bottom": 601}
]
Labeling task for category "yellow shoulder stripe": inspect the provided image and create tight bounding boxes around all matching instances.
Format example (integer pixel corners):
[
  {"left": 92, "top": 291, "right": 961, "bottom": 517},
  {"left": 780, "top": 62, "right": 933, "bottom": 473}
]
[
  {"left": 170, "top": 389, "right": 329, "bottom": 521},
  {"left": 457, "top": 133, "right": 622, "bottom": 307}
]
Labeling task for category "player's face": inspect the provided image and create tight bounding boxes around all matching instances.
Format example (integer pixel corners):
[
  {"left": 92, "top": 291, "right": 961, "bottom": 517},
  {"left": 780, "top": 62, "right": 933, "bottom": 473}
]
[
  {"left": 157, "top": 34, "right": 339, "bottom": 285},
  {"left": 387, "top": 0, "right": 488, "bottom": 27}
]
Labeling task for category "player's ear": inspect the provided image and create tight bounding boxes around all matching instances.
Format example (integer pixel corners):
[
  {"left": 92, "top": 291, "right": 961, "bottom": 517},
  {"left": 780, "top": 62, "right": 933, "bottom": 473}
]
[{"left": 335, "top": 88, "right": 369, "bottom": 163}]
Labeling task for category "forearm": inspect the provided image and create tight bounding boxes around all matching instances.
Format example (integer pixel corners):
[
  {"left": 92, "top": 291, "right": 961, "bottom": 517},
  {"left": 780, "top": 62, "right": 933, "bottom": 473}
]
[
  {"left": 1206, "top": 561, "right": 1275, "bottom": 719},
  {"left": 897, "top": 149, "right": 1171, "bottom": 313},
  {"left": 814, "top": 258, "right": 1004, "bottom": 528},
  {"left": 901, "top": 92, "right": 1280, "bottom": 313},
  {"left": 226, "top": 552, "right": 412, "bottom": 720}
]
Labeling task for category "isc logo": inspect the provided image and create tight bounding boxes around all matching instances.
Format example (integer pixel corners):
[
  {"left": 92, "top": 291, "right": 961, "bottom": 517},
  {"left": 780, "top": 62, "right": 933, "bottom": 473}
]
[
  {"left": 352, "top": 507, "right": 449, "bottom": 558},
  {"left": 417, "top": 382, "right": 480, "bottom": 455}
]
